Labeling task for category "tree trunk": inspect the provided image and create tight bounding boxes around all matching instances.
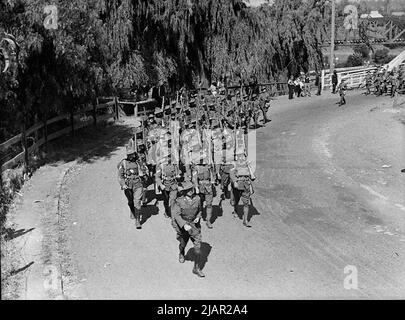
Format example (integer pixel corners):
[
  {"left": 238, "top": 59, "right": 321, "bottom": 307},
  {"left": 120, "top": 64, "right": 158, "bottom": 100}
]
[{"left": 70, "top": 109, "right": 74, "bottom": 138}]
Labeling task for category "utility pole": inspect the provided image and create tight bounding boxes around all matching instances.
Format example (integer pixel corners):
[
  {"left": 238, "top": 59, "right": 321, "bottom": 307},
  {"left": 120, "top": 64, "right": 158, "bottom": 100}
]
[{"left": 330, "top": 0, "right": 336, "bottom": 75}]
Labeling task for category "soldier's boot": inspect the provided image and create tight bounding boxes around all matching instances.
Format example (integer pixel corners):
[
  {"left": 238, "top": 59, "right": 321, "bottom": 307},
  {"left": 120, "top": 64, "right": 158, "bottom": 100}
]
[
  {"left": 206, "top": 206, "right": 213, "bottom": 229},
  {"left": 192, "top": 254, "right": 205, "bottom": 278},
  {"left": 242, "top": 206, "right": 251, "bottom": 228},
  {"left": 129, "top": 207, "right": 135, "bottom": 220},
  {"left": 134, "top": 209, "right": 142, "bottom": 229}
]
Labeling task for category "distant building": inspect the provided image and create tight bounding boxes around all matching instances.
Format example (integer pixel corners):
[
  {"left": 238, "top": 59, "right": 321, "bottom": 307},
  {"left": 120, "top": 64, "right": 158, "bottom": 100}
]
[
  {"left": 391, "top": 11, "right": 405, "bottom": 16},
  {"left": 360, "top": 10, "right": 384, "bottom": 19}
]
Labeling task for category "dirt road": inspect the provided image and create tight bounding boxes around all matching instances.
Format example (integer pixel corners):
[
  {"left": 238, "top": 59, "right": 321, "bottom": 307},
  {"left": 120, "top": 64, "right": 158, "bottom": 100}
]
[{"left": 45, "top": 91, "right": 405, "bottom": 299}]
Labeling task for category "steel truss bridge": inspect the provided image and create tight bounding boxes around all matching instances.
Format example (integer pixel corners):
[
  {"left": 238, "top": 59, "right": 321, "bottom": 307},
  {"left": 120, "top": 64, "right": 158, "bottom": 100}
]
[{"left": 321, "top": 15, "right": 405, "bottom": 47}]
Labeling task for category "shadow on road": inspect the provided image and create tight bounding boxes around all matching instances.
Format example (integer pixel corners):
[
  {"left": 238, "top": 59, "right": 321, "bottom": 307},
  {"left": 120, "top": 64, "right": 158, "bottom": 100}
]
[
  {"left": 185, "top": 242, "right": 212, "bottom": 270},
  {"left": 44, "top": 122, "right": 133, "bottom": 166},
  {"left": 9, "top": 261, "right": 35, "bottom": 276},
  {"left": 233, "top": 199, "right": 261, "bottom": 222},
  {"left": 140, "top": 205, "right": 159, "bottom": 226},
  {"left": 4, "top": 227, "right": 35, "bottom": 241}
]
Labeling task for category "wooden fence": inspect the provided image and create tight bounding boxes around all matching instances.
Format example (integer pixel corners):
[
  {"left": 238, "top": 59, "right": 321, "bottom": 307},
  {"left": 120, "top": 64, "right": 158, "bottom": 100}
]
[{"left": 0, "top": 98, "right": 118, "bottom": 172}]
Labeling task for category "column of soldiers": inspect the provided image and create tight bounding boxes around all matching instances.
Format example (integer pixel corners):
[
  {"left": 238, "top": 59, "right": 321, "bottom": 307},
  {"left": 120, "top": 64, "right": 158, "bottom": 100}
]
[
  {"left": 365, "top": 65, "right": 405, "bottom": 97},
  {"left": 117, "top": 85, "right": 271, "bottom": 277}
]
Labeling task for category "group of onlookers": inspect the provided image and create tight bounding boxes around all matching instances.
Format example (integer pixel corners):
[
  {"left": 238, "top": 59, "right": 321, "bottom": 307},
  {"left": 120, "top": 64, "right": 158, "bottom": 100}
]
[
  {"left": 287, "top": 72, "right": 322, "bottom": 100},
  {"left": 287, "top": 72, "right": 320, "bottom": 99},
  {"left": 286, "top": 64, "right": 405, "bottom": 103}
]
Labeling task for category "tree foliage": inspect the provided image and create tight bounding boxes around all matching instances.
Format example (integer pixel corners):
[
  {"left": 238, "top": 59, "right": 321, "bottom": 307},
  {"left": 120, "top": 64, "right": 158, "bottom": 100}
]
[{"left": 0, "top": 0, "right": 329, "bottom": 140}]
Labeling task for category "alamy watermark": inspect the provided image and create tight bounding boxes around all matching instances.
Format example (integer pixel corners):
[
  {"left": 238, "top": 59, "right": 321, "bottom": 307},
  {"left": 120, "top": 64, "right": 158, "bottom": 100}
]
[
  {"left": 343, "top": 265, "right": 358, "bottom": 290},
  {"left": 43, "top": 5, "right": 58, "bottom": 30}
]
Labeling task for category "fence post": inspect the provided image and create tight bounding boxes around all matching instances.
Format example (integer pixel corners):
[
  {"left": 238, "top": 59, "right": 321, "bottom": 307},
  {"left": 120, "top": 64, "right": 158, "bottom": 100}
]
[
  {"left": 321, "top": 69, "right": 325, "bottom": 92},
  {"left": 21, "top": 123, "right": 29, "bottom": 167},
  {"left": 115, "top": 96, "right": 119, "bottom": 121},
  {"left": 93, "top": 98, "right": 98, "bottom": 126}
]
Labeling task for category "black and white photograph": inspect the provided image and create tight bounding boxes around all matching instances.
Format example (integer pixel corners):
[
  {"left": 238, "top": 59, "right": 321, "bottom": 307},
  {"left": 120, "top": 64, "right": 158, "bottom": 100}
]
[{"left": 1, "top": 0, "right": 405, "bottom": 305}]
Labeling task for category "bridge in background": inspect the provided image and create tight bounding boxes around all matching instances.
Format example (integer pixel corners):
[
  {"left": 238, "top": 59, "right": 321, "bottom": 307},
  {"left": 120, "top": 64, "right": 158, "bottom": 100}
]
[{"left": 321, "top": 15, "right": 405, "bottom": 47}]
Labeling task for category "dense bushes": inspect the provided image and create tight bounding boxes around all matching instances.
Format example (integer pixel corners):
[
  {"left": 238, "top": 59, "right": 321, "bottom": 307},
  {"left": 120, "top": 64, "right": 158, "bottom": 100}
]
[
  {"left": 346, "top": 53, "right": 364, "bottom": 67},
  {"left": 353, "top": 44, "right": 370, "bottom": 59},
  {"left": 373, "top": 48, "right": 396, "bottom": 64}
]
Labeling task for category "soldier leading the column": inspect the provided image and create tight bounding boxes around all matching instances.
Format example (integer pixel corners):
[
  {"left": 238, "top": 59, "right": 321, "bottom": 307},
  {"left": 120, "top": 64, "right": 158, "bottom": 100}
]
[
  {"left": 171, "top": 181, "right": 206, "bottom": 278},
  {"left": 117, "top": 139, "right": 149, "bottom": 229}
]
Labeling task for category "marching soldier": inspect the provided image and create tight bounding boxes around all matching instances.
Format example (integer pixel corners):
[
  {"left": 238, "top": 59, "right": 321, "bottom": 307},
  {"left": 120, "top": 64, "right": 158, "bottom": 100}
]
[
  {"left": 219, "top": 157, "right": 233, "bottom": 201},
  {"left": 155, "top": 153, "right": 180, "bottom": 218},
  {"left": 171, "top": 181, "right": 205, "bottom": 277},
  {"left": 230, "top": 153, "right": 255, "bottom": 228},
  {"left": 117, "top": 139, "right": 149, "bottom": 229},
  {"left": 392, "top": 74, "right": 399, "bottom": 98},
  {"left": 137, "top": 140, "right": 150, "bottom": 206},
  {"left": 192, "top": 149, "right": 216, "bottom": 229},
  {"left": 338, "top": 79, "right": 347, "bottom": 106},
  {"left": 259, "top": 91, "right": 271, "bottom": 125},
  {"left": 154, "top": 107, "right": 164, "bottom": 126},
  {"left": 163, "top": 104, "right": 172, "bottom": 127},
  {"left": 251, "top": 95, "right": 261, "bottom": 128},
  {"left": 365, "top": 71, "right": 372, "bottom": 95}
]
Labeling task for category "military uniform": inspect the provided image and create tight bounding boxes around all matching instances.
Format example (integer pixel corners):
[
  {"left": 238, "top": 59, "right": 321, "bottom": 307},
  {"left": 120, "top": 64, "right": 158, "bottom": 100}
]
[
  {"left": 137, "top": 141, "right": 150, "bottom": 206},
  {"left": 251, "top": 98, "right": 261, "bottom": 128},
  {"left": 117, "top": 140, "right": 148, "bottom": 229},
  {"left": 192, "top": 163, "right": 215, "bottom": 229},
  {"left": 219, "top": 162, "right": 233, "bottom": 200},
  {"left": 365, "top": 72, "right": 372, "bottom": 95},
  {"left": 163, "top": 104, "right": 172, "bottom": 127},
  {"left": 338, "top": 81, "right": 347, "bottom": 106},
  {"left": 230, "top": 155, "right": 254, "bottom": 227},
  {"left": 171, "top": 181, "right": 205, "bottom": 277},
  {"left": 156, "top": 161, "right": 179, "bottom": 218}
]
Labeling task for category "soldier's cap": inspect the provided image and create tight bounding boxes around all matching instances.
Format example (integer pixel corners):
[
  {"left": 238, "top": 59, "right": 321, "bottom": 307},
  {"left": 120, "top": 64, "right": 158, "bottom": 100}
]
[
  {"left": 179, "top": 181, "right": 194, "bottom": 191},
  {"left": 154, "top": 108, "right": 163, "bottom": 114}
]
